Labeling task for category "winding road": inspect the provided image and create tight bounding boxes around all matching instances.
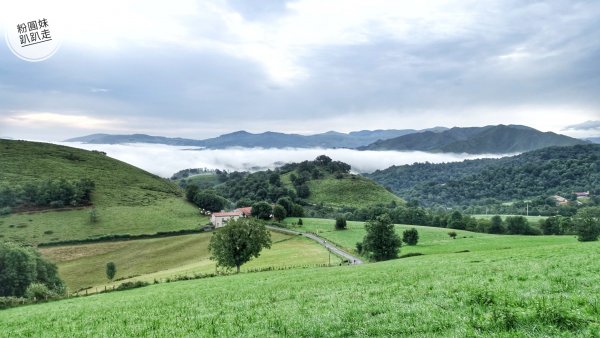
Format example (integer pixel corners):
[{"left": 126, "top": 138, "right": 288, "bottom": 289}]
[{"left": 266, "top": 225, "right": 364, "bottom": 265}]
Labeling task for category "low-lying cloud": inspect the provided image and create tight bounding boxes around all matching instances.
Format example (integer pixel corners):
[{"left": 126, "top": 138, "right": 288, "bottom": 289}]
[{"left": 56, "top": 142, "right": 509, "bottom": 178}]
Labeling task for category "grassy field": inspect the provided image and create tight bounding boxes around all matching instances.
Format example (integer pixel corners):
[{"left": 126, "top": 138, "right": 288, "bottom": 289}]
[
  {"left": 41, "top": 231, "right": 340, "bottom": 292},
  {"left": 283, "top": 217, "right": 574, "bottom": 256},
  {"left": 0, "top": 140, "right": 203, "bottom": 244},
  {"left": 1, "top": 232, "right": 598, "bottom": 336},
  {"left": 281, "top": 172, "right": 403, "bottom": 208}
]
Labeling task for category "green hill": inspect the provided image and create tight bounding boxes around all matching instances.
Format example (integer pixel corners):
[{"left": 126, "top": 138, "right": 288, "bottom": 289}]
[
  {"left": 366, "top": 144, "right": 600, "bottom": 209},
  {"left": 1, "top": 225, "right": 597, "bottom": 336},
  {"left": 0, "top": 140, "right": 205, "bottom": 245},
  {"left": 301, "top": 175, "right": 402, "bottom": 208},
  {"left": 213, "top": 155, "right": 403, "bottom": 210}
]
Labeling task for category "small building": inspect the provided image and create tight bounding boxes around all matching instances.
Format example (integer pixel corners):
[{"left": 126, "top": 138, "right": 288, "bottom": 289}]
[
  {"left": 575, "top": 191, "right": 590, "bottom": 199},
  {"left": 209, "top": 207, "right": 252, "bottom": 228},
  {"left": 552, "top": 195, "right": 568, "bottom": 206},
  {"left": 210, "top": 211, "right": 242, "bottom": 228},
  {"left": 235, "top": 207, "right": 252, "bottom": 217}
]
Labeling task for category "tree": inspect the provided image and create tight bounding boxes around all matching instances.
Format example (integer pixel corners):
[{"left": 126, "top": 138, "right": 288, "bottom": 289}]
[
  {"left": 335, "top": 216, "right": 347, "bottom": 230},
  {"left": 448, "top": 211, "right": 465, "bottom": 230},
  {"left": 193, "top": 191, "right": 228, "bottom": 212},
  {"left": 296, "top": 184, "right": 310, "bottom": 198},
  {"left": 276, "top": 197, "right": 294, "bottom": 215},
  {"left": 251, "top": 201, "right": 272, "bottom": 220},
  {"left": 89, "top": 208, "right": 98, "bottom": 223},
  {"left": 575, "top": 207, "right": 600, "bottom": 242},
  {"left": 208, "top": 218, "right": 272, "bottom": 273},
  {"left": 0, "top": 242, "right": 64, "bottom": 297},
  {"left": 540, "top": 216, "right": 561, "bottom": 235},
  {"left": 488, "top": 215, "right": 505, "bottom": 234},
  {"left": 506, "top": 216, "right": 529, "bottom": 235},
  {"left": 298, "top": 218, "right": 303, "bottom": 225},
  {"left": 106, "top": 262, "right": 116, "bottom": 281},
  {"left": 402, "top": 228, "right": 419, "bottom": 245},
  {"left": 361, "top": 214, "right": 401, "bottom": 261},
  {"left": 185, "top": 185, "right": 199, "bottom": 202},
  {"left": 272, "top": 204, "right": 287, "bottom": 221},
  {"left": 448, "top": 231, "right": 457, "bottom": 239}
]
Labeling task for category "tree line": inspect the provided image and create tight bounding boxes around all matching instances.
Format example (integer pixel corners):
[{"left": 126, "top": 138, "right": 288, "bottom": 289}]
[{"left": 0, "top": 178, "right": 95, "bottom": 214}]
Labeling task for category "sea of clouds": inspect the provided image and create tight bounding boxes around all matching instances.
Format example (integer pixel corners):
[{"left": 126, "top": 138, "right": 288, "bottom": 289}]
[{"left": 55, "top": 142, "right": 512, "bottom": 178}]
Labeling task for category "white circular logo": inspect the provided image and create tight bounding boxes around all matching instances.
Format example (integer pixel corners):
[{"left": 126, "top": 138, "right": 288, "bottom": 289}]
[{"left": 5, "top": 16, "right": 61, "bottom": 62}]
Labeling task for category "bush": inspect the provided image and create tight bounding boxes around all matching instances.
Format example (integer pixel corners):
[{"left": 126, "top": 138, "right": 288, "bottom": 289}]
[
  {"left": 24, "top": 282, "right": 53, "bottom": 300},
  {"left": 448, "top": 231, "right": 457, "bottom": 239},
  {"left": 0, "top": 296, "right": 28, "bottom": 309},
  {"left": 335, "top": 216, "right": 347, "bottom": 230},
  {"left": 0, "top": 207, "right": 11, "bottom": 216},
  {"left": 116, "top": 281, "right": 149, "bottom": 291},
  {"left": 575, "top": 207, "right": 600, "bottom": 242},
  {"left": 402, "top": 228, "right": 419, "bottom": 245},
  {"left": 298, "top": 218, "right": 303, "bottom": 226}
]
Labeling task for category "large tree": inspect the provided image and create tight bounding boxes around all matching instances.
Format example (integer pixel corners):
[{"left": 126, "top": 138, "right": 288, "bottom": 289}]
[
  {"left": 0, "top": 242, "right": 64, "bottom": 297},
  {"left": 251, "top": 201, "right": 272, "bottom": 220},
  {"left": 575, "top": 207, "right": 600, "bottom": 242},
  {"left": 208, "top": 218, "right": 272, "bottom": 273},
  {"left": 361, "top": 214, "right": 401, "bottom": 261}
]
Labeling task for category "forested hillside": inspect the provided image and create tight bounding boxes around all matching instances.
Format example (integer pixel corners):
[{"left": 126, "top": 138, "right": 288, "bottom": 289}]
[{"left": 366, "top": 144, "right": 600, "bottom": 208}]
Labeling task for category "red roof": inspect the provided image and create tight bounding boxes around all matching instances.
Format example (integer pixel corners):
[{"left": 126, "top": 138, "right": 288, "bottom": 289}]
[
  {"left": 212, "top": 211, "right": 242, "bottom": 217},
  {"left": 235, "top": 207, "right": 252, "bottom": 215}
]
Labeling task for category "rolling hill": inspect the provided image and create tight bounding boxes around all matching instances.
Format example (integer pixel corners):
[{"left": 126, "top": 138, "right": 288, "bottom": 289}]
[
  {"left": 0, "top": 140, "right": 205, "bottom": 245},
  {"left": 65, "top": 127, "right": 448, "bottom": 149},
  {"left": 360, "top": 124, "right": 587, "bottom": 153}
]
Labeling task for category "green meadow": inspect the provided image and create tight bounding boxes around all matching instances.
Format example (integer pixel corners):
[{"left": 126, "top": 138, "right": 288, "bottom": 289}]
[
  {"left": 41, "top": 231, "right": 340, "bottom": 292},
  {"left": 1, "top": 230, "right": 598, "bottom": 337}
]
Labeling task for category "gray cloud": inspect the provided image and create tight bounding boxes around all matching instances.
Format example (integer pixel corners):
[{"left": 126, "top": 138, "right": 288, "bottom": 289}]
[
  {"left": 1, "top": 0, "right": 600, "bottom": 140},
  {"left": 564, "top": 120, "right": 600, "bottom": 131}
]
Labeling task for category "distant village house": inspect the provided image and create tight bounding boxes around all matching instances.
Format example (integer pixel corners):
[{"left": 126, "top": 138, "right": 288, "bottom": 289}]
[{"left": 575, "top": 191, "right": 590, "bottom": 199}]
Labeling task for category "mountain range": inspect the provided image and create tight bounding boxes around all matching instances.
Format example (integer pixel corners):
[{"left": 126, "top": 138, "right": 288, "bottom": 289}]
[
  {"left": 64, "top": 127, "right": 448, "bottom": 149},
  {"left": 65, "top": 124, "right": 589, "bottom": 154},
  {"left": 359, "top": 125, "right": 587, "bottom": 153}
]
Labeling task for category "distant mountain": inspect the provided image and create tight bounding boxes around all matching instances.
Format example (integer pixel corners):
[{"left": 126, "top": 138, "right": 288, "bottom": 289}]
[
  {"left": 65, "top": 127, "right": 448, "bottom": 149},
  {"left": 586, "top": 137, "right": 600, "bottom": 144},
  {"left": 359, "top": 125, "right": 587, "bottom": 153}
]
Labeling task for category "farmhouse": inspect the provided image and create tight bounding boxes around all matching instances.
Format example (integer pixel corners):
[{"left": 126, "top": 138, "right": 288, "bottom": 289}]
[
  {"left": 210, "top": 207, "right": 253, "bottom": 228},
  {"left": 552, "top": 195, "right": 568, "bottom": 206},
  {"left": 575, "top": 191, "right": 590, "bottom": 198}
]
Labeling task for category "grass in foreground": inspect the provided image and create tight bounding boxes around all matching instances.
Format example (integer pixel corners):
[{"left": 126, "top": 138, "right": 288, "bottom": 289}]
[
  {"left": 41, "top": 231, "right": 340, "bottom": 292},
  {"left": 1, "top": 237, "right": 599, "bottom": 337}
]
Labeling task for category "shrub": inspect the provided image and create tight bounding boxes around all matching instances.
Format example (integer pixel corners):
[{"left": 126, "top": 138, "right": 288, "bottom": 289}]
[
  {"left": 448, "top": 231, "right": 457, "bottom": 239},
  {"left": 575, "top": 207, "right": 600, "bottom": 242},
  {"left": 298, "top": 218, "right": 303, "bottom": 226},
  {"left": 24, "top": 283, "right": 53, "bottom": 300},
  {"left": 106, "top": 262, "right": 117, "bottom": 281},
  {"left": 0, "top": 207, "right": 11, "bottom": 216},
  {"left": 116, "top": 281, "right": 149, "bottom": 291},
  {"left": 335, "top": 216, "right": 347, "bottom": 230},
  {"left": 0, "top": 296, "right": 28, "bottom": 309},
  {"left": 402, "top": 228, "right": 419, "bottom": 245}
]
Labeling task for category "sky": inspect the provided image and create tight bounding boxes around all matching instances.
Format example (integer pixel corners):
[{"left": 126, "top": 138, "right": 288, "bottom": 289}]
[{"left": 1, "top": 0, "right": 599, "bottom": 141}]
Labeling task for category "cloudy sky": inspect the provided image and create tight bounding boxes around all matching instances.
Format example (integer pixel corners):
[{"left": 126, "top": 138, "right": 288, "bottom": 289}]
[{"left": 1, "top": 0, "right": 599, "bottom": 141}]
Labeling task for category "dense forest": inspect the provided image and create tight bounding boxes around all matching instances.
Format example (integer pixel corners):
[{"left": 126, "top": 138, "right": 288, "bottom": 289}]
[{"left": 366, "top": 144, "right": 600, "bottom": 212}]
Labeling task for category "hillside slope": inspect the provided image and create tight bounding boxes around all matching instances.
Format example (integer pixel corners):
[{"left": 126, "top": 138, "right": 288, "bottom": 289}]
[
  {"left": 0, "top": 140, "right": 204, "bottom": 245},
  {"left": 361, "top": 125, "right": 587, "bottom": 153},
  {"left": 366, "top": 144, "right": 600, "bottom": 207}
]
